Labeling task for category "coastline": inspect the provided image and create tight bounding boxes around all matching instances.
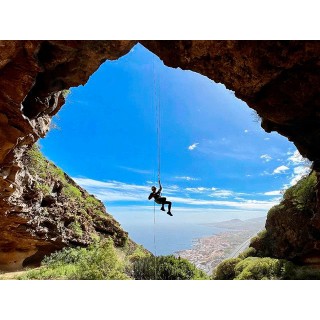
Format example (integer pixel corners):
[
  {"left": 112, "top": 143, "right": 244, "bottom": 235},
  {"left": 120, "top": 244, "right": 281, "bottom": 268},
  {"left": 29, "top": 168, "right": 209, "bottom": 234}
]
[{"left": 174, "top": 218, "right": 266, "bottom": 275}]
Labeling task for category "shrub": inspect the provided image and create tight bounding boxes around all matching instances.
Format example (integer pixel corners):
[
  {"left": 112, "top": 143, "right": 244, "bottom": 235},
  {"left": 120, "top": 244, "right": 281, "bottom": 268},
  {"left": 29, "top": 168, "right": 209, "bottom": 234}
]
[
  {"left": 291, "top": 266, "right": 320, "bottom": 280},
  {"left": 213, "top": 258, "right": 241, "bottom": 280},
  {"left": 128, "top": 245, "right": 150, "bottom": 263},
  {"left": 61, "top": 89, "right": 71, "bottom": 98},
  {"left": 34, "top": 182, "right": 51, "bottom": 195},
  {"left": 250, "top": 230, "right": 267, "bottom": 245},
  {"left": 69, "top": 221, "right": 83, "bottom": 237},
  {"left": 238, "top": 247, "right": 256, "bottom": 259},
  {"left": 85, "top": 196, "right": 101, "bottom": 208},
  {"left": 62, "top": 184, "right": 82, "bottom": 199},
  {"left": 26, "top": 144, "right": 48, "bottom": 178},
  {"left": 280, "top": 261, "right": 320, "bottom": 280},
  {"left": 133, "top": 255, "right": 209, "bottom": 280},
  {"left": 234, "top": 257, "right": 283, "bottom": 280},
  {"left": 18, "top": 239, "right": 129, "bottom": 280},
  {"left": 282, "top": 171, "right": 316, "bottom": 211}
]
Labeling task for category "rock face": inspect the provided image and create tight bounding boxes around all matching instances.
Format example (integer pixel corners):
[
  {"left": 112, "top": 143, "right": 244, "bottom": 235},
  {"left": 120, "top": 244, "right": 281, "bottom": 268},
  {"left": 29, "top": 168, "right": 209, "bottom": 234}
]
[
  {"left": 0, "top": 144, "right": 127, "bottom": 271},
  {"left": 250, "top": 172, "right": 320, "bottom": 265},
  {"left": 0, "top": 40, "right": 136, "bottom": 270},
  {"left": 1, "top": 40, "right": 320, "bottom": 269}
]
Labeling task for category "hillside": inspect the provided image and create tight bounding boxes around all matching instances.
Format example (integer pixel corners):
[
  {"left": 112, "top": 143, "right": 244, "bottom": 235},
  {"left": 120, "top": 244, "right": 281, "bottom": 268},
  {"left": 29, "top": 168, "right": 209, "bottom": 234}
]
[
  {"left": 213, "top": 172, "right": 320, "bottom": 279},
  {"left": 2, "top": 144, "right": 131, "bottom": 270},
  {"left": 177, "top": 216, "right": 266, "bottom": 274}
]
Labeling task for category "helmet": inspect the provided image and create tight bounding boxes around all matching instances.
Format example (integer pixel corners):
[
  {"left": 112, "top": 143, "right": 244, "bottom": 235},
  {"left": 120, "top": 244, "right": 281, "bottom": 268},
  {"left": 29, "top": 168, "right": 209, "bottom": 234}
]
[{"left": 151, "top": 186, "right": 156, "bottom": 191}]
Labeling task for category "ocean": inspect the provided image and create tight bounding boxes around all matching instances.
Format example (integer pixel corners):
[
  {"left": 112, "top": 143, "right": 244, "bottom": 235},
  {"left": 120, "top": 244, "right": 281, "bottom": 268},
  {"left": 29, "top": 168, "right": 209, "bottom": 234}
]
[
  {"left": 108, "top": 205, "right": 267, "bottom": 255},
  {"left": 125, "top": 222, "right": 226, "bottom": 255}
]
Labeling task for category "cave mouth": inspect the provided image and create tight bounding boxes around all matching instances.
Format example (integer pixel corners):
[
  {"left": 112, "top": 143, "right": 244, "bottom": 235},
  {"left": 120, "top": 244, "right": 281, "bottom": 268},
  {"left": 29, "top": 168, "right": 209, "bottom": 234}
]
[{"left": 37, "top": 43, "right": 307, "bottom": 256}]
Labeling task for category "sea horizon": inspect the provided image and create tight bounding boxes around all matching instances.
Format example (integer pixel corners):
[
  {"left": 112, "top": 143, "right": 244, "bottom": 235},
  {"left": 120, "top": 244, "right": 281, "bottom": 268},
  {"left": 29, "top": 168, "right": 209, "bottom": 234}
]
[{"left": 108, "top": 205, "right": 267, "bottom": 255}]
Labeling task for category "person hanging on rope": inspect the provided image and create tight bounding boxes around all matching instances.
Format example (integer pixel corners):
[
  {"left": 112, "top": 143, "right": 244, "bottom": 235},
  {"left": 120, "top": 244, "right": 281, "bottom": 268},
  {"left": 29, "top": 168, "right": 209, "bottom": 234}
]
[{"left": 148, "top": 180, "right": 173, "bottom": 216}]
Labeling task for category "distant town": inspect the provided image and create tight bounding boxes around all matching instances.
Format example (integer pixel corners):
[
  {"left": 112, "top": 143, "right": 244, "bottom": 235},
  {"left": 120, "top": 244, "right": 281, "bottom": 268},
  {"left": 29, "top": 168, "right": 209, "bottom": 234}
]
[{"left": 175, "top": 216, "right": 266, "bottom": 274}]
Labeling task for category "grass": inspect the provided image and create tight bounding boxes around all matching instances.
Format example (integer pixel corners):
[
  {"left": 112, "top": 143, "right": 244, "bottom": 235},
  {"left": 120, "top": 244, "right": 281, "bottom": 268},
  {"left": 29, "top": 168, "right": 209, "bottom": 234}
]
[
  {"left": 16, "top": 239, "right": 209, "bottom": 280},
  {"left": 25, "top": 143, "right": 128, "bottom": 247},
  {"left": 69, "top": 221, "right": 83, "bottom": 237},
  {"left": 26, "top": 144, "right": 110, "bottom": 219},
  {"left": 282, "top": 171, "right": 316, "bottom": 211},
  {"left": 18, "top": 239, "right": 129, "bottom": 280}
]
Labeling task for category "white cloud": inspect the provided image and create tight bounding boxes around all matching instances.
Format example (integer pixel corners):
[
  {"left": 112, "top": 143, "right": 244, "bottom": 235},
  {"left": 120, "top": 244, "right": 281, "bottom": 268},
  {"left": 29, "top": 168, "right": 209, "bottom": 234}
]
[
  {"left": 209, "top": 189, "right": 234, "bottom": 198},
  {"left": 168, "top": 196, "right": 278, "bottom": 211},
  {"left": 74, "top": 178, "right": 148, "bottom": 191},
  {"left": 174, "top": 176, "right": 200, "bottom": 181},
  {"left": 273, "top": 165, "right": 289, "bottom": 174},
  {"left": 260, "top": 154, "right": 272, "bottom": 162},
  {"left": 118, "top": 166, "right": 152, "bottom": 175},
  {"left": 73, "top": 177, "right": 279, "bottom": 212},
  {"left": 244, "top": 129, "right": 249, "bottom": 133},
  {"left": 264, "top": 138, "right": 270, "bottom": 141},
  {"left": 287, "top": 150, "right": 307, "bottom": 164},
  {"left": 188, "top": 143, "right": 199, "bottom": 150},
  {"left": 185, "top": 187, "right": 209, "bottom": 193},
  {"left": 289, "top": 165, "right": 311, "bottom": 186},
  {"left": 185, "top": 186, "right": 250, "bottom": 199},
  {"left": 263, "top": 190, "right": 282, "bottom": 196},
  {"left": 73, "top": 177, "right": 182, "bottom": 203},
  {"left": 260, "top": 170, "right": 272, "bottom": 176},
  {"left": 74, "top": 178, "right": 151, "bottom": 202}
]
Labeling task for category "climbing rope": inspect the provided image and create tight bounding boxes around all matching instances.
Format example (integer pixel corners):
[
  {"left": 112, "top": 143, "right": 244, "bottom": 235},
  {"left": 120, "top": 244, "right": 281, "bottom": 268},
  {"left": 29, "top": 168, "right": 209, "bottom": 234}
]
[
  {"left": 153, "top": 196, "right": 157, "bottom": 279},
  {"left": 156, "top": 73, "right": 161, "bottom": 184},
  {"left": 152, "top": 55, "right": 160, "bottom": 279}
]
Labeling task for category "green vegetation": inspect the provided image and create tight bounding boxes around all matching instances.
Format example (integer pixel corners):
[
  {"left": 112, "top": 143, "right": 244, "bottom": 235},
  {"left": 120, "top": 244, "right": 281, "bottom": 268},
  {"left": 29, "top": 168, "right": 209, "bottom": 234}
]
[
  {"left": 282, "top": 171, "right": 316, "bottom": 211},
  {"left": 61, "top": 89, "right": 71, "bottom": 98},
  {"left": 213, "top": 172, "right": 320, "bottom": 280},
  {"left": 26, "top": 144, "right": 114, "bottom": 242},
  {"left": 132, "top": 255, "right": 209, "bottom": 280},
  {"left": 69, "top": 221, "right": 83, "bottom": 237},
  {"left": 34, "top": 182, "right": 51, "bottom": 195},
  {"left": 27, "top": 144, "right": 67, "bottom": 184},
  {"left": 238, "top": 247, "right": 256, "bottom": 259},
  {"left": 62, "top": 184, "right": 82, "bottom": 199},
  {"left": 16, "top": 240, "right": 209, "bottom": 280},
  {"left": 26, "top": 144, "right": 108, "bottom": 216},
  {"left": 23, "top": 145, "right": 210, "bottom": 280},
  {"left": 128, "top": 245, "right": 150, "bottom": 263},
  {"left": 27, "top": 145, "right": 49, "bottom": 179},
  {"left": 213, "top": 255, "right": 320, "bottom": 280},
  {"left": 265, "top": 172, "right": 315, "bottom": 223},
  {"left": 18, "top": 239, "right": 129, "bottom": 280},
  {"left": 234, "top": 257, "right": 283, "bottom": 280},
  {"left": 84, "top": 196, "right": 105, "bottom": 217},
  {"left": 213, "top": 258, "right": 241, "bottom": 280}
]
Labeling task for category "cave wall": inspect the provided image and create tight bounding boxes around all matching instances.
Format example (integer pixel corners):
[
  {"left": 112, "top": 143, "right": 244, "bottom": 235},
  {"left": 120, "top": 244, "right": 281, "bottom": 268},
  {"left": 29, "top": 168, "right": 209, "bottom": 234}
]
[
  {"left": 141, "top": 41, "right": 320, "bottom": 161},
  {"left": 1, "top": 40, "right": 320, "bottom": 269},
  {"left": 0, "top": 40, "right": 136, "bottom": 269}
]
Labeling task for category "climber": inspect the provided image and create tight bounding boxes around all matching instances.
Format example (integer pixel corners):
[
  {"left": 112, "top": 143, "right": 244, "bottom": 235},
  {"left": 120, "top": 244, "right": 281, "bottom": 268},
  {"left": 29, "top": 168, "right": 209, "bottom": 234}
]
[{"left": 148, "top": 180, "right": 173, "bottom": 216}]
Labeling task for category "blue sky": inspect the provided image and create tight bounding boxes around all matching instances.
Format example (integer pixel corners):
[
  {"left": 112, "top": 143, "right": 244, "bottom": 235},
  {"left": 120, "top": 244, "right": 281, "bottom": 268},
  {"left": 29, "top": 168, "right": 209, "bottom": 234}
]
[{"left": 40, "top": 44, "right": 310, "bottom": 250}]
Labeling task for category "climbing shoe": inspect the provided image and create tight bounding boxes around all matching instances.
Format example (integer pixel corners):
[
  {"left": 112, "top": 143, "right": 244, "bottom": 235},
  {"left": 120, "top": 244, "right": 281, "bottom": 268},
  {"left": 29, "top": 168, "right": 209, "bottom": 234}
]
[
  {"left": 160, "top": 207, "right": 165, "bottom": 211},
  {"left": 167, "top": 212, "right": 173, "bottom": 216}
]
